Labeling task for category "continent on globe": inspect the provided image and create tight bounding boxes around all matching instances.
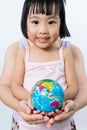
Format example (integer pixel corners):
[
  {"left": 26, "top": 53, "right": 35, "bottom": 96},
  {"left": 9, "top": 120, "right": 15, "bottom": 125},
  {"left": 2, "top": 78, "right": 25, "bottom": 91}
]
[{"left": 31, "top": 79, "right": 64, "bottom": 112}]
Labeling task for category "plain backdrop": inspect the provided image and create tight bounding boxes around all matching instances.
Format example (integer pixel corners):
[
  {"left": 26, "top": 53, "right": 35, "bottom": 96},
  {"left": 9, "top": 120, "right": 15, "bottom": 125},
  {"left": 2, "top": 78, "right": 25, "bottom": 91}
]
[{"left": 0, "top": 0, "right": 87, "bottom": 130}]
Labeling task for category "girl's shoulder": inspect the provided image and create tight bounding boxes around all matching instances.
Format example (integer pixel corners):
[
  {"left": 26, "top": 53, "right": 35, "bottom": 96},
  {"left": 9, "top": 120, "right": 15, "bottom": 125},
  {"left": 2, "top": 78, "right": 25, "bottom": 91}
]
[
  {"left": 62, "top": 41, "right": 83, "bottom": 58},
  {"left": 6, "top": 38, "right": 28, "bottom": 57},
  {"left": 7, "top": 41, "right": 19, "bottom": 52},
  {"left": 70, "top": 43, "right": 82, "bottom": 55},
  {"left": 61, "top": 41, "right": 74, "bottom": 60},
  {"left": 70, "top": 43, "right": 83, "bottom": 61},
  {"left": 5, "top": 41, "right": 20, "bottom": 61},
  {"left": 63, "top": 46, "right": 73, "bottom": 60},
  {"left": 63, "top": 42, "right": 84, "bottom": 63},
  {"left": 6, "top": 41, "right": 26, "bottom": 62}
]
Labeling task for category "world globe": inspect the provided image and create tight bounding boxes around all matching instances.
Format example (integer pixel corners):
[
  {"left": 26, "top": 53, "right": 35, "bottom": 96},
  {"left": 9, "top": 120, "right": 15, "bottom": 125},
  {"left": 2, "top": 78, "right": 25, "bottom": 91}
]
[{"left": 31, "top": 79, "right": 64, "bottom": 112}]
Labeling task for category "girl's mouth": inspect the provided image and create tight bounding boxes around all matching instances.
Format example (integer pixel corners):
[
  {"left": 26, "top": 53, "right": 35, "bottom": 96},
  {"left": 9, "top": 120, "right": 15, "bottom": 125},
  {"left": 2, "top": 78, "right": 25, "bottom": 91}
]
[{"left": 37, "top": 37, "right": 49, "bottom": 43}]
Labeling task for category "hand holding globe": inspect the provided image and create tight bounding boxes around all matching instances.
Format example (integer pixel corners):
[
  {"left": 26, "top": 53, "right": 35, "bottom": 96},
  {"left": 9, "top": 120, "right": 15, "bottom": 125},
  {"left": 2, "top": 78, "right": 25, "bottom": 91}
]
[{"left": 31, "top": 79, "right": 64, "bottom": 112}]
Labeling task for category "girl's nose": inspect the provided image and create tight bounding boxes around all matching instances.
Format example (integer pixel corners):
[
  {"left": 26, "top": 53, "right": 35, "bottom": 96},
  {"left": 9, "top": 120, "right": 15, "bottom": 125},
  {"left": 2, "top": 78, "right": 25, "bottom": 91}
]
[{"left": 39, "top": 23, "right": 49, "bottom": 34}]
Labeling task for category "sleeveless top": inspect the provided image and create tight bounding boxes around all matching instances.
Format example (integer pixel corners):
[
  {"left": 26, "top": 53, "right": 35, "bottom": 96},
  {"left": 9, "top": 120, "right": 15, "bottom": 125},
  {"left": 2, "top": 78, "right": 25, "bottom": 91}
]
[
  {"left": 13, "top": 38, "right": 73, "bottom": 130},
  {"left": 23, "top": 43, "right": 67, "bottom": 91}
]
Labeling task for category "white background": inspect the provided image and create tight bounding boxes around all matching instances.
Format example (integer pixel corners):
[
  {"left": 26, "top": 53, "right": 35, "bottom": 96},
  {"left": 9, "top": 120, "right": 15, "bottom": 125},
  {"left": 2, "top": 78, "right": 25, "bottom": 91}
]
[{"left": 0, "top": 0, "right": 87, "bottom": 130}]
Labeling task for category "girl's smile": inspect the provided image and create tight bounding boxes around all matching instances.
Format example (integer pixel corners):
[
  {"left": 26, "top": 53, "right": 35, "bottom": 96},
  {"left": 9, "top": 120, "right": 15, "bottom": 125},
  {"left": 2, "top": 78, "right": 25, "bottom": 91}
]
[{"left": 36, "top": 37, "right": 50, "bottom": 44}]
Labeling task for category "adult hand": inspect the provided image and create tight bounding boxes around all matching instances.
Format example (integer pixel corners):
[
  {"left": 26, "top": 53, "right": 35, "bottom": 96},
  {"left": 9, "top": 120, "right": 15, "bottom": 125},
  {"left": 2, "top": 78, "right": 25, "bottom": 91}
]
[
  {"left": 18, "top": 100, "right": 49, "bottom": 124},
  {"left": 46, "top": 100, "right": 76, "bottom": 128}
]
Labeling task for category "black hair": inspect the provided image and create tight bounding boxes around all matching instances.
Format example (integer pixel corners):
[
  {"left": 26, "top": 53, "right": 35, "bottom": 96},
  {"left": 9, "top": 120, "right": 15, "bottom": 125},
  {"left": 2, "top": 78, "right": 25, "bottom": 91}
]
[{"left": 21, "top": 0, "right": 70, "bottom": 38}]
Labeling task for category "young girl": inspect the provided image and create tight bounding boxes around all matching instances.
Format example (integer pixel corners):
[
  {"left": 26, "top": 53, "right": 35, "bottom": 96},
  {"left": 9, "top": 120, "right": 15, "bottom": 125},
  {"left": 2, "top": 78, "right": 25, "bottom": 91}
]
[{"left": 11, "top": 0, "right": 78, "bottom": 129}]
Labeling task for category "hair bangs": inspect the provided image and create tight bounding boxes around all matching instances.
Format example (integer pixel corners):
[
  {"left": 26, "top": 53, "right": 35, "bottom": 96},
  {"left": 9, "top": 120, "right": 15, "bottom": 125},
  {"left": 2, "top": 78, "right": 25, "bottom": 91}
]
[{"left": 29, "top": 0, "right": 59, "bottom": 16}]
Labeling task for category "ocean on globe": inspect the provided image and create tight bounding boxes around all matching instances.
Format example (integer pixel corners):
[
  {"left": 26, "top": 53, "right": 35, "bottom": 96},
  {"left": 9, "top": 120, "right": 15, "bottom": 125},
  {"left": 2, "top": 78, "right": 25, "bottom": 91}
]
[{"left": 31, "top": 79, "right": 64, "bottom": 112}]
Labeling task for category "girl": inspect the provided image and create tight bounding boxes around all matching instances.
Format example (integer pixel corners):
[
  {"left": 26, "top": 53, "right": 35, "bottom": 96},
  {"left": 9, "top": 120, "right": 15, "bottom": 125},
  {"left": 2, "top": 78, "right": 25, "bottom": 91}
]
[{"left": 11, "top": 0, "right": 78, "bottom": 130}]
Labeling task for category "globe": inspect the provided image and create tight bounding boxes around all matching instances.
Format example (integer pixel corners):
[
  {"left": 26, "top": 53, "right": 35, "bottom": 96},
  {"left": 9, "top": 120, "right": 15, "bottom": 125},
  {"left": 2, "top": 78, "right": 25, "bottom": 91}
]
[{"left": 31, "top": 79, "right": 64, "bottom": 112}]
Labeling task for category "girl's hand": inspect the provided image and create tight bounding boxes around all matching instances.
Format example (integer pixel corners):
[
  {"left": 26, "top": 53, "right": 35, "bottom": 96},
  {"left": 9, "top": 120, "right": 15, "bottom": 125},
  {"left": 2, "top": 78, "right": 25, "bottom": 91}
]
[
  {"left": 55, "top": 100, "right": 75, "bottom": 120},
  {"left": 46, "top": 100, "right": 75, "bottom": 128},
  {"left": 18, "top": 100, "right": 49, "bottom": 124},
  {"left": 47, "top": 109, "right": 62, "bottom": 118}
]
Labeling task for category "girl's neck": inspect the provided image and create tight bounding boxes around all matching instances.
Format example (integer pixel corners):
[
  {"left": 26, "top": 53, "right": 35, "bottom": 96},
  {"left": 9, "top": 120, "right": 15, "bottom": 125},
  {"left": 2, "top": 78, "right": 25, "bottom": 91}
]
[{"left": 28, "top": 39, "right": 62, "bottom": 63}]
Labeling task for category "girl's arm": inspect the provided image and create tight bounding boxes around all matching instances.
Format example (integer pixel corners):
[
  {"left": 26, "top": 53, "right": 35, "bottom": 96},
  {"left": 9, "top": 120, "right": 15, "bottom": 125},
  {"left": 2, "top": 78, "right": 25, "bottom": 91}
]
[
  {"left": 0, "top": 43, "right": 20, "bottom": 111},
  {"left": 46, "top": 45, "right": 87, "bottom": 127},
  {"left": 71, "top": 44, "right": 87, "bottom": 110},
  {"left": 63, "top": 48, "right": 79, "bottom": 100},
  {"left": 11, "top": 48, "right": 29, "bottom": 101},
  {"left": 0, "top": 43, "right": 44, "bottom": 123}
]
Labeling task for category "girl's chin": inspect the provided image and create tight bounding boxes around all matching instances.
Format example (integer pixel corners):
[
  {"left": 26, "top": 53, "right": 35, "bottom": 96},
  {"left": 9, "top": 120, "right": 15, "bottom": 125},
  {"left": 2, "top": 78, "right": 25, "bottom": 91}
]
[
  {"left": 38, "top": 45, "right": 50, "bottom": 49},
  {"left": 36, "top": 43, "right": 50, "bottom": 48}
]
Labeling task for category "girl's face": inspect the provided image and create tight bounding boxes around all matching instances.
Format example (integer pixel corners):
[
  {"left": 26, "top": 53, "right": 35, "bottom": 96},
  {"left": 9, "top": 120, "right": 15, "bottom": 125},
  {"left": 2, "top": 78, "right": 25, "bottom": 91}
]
[{"left": 27, "top": 12, "right": 60, "bottom": 49}]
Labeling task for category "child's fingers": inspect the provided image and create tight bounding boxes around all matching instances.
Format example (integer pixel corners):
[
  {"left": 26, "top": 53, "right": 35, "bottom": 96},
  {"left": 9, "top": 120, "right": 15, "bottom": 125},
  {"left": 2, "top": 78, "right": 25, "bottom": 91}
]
[
  {"left": 47, "top": 111, "right": 56, "bottom": 117},
  {"left": 55, "top": 109, "right": 63, "bottom": 114},
  {"left": 33, "top": 110, "right": 41, "bottom": 114},
  {"left": 46, "top": 118, "right": 55, "bottom": 128},
  {"left": 19, "top": 112, "right": 44, "bottom": 122},
  {"left": 44, "top": 115, "right": 50, "bottom": 121}
]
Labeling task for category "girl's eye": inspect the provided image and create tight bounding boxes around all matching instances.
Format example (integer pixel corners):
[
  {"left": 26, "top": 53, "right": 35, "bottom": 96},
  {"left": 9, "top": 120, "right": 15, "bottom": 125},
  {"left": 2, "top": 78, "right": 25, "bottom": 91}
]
[
  {"left": 32, "top": 20, "right": 39, "bottom": 24},
  {"left": 48, "top": 21, "right": 56, "bottom": 24}
]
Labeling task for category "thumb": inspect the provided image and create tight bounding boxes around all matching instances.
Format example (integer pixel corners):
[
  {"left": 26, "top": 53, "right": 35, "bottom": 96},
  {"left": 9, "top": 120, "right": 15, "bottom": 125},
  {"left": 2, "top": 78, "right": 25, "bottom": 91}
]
[
  {"left": 64, "top": 100, "right": 75, "bottom": 113},
  {"left": 18, "top": 100, "right": 31, "bottom": 114}
]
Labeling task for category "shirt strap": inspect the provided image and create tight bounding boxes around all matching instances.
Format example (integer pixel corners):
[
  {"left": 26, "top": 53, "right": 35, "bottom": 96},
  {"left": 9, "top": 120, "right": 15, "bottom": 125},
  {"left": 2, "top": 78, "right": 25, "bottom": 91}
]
[
  {"left": 62, "top": 41, "right": 70, "bottom": 48},
  {"left": 19, "top": 38, "right": 28, "bottom": 49}
]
